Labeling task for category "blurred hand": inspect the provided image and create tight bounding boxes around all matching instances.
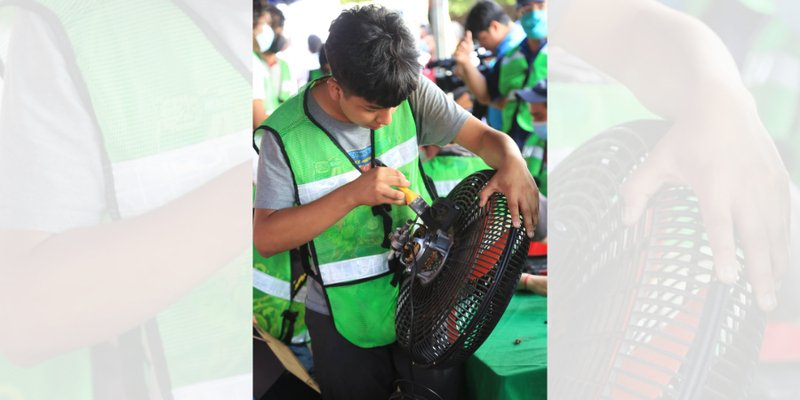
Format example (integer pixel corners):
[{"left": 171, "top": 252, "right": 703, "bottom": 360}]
[
  {"left": 479, "top": 158, "right": 540, "bottom": 238},
  {"left": 621, "top": 99, "right": 790, "bottom": 311},
  {"left": 453, "top": 31, "right": 474, "bottom": 80},
  {"left": 344, "top": 166, "right": 410, "bottom": 207}
]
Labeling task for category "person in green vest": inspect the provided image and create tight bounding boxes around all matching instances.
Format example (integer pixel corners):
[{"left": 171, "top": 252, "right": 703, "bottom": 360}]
[
  {"left": 253, "top": 1, "right": 272, "bottom": 129},
  {"left": 455, "top": 0, "right": 548, "bottom": 149},
  {"left": 253, "top": 5, "right": 540, "bottom": 399},
  {"left": 259, "top": 5, "right": 296, "bottom": 115},
  {"left": 261, "top": 34, "right": 297, "bottom": 115},
  {"left": 516, "top": 79, "right": 548, "bottom": 196},
  {"left": 454, "top": 0, "right": 526, "bottom": 132}
]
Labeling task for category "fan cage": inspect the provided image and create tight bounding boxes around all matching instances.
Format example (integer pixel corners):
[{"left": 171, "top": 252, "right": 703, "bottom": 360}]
[
  {"left": 550, "top": 121, "right": 765, "bottom": 400},
  {"left": 396, "top": 170, "right": 531, "bottom": 368}
]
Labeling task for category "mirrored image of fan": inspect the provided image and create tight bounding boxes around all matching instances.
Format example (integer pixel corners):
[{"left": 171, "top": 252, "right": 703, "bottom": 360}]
[
  {"left": 393, "top": 170, "right": 531, "bottom": 369},
  {"left": 550, "top": 120, "right": 766, "bottom": 399}
]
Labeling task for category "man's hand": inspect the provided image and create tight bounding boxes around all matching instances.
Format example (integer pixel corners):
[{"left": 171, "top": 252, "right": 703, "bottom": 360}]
[
  {"left": 479, "top": 157, "right": 541, "bottom": 238},
  {"left": 344, "top": 166, "right": 411, "bottom": 207},
  {"left": 452, "top": 31, "right": 474, "bottom": 80},
  {"left": 621, "top": 99, "right": 790, "bottom": 311}
]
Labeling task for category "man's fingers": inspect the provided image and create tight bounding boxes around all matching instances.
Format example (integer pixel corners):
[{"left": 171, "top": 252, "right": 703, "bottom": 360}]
[
  {"left": 520, "top": 201, "right": 535, "bottom": 237},
  {"left": 698, "top": 197, "right": 739, "bottom": 284},
  {"left": 737, "top": 212, "right": 777, "bottom": 311},
  {"left": 479, "top": 184, "right": 494, "bottom": 208},
  {"left": 621, "top": 150, "right": 670, "bottom": 226},
  {"left": 382, "top": 187, "right": 406, "bottom": 205},
  {"left": 507, "top": 196, "right": 521, "bottom": 229},
  {"left": 766, "top": 181, "right": 791, "bottom": 281}
]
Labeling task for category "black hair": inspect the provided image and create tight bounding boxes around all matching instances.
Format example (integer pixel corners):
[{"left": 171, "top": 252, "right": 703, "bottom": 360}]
[
  {"left": 465, "top": 0, "right": 510, "bottom": 38},
  {"left": 266, "top": 5, "right": 285, "bottom": 30},
  {"left": 318, "top": 44, "right": 328, "bottom": 69},
  {"left": 326, "top": 5, "right": 420, "bottom": 108},
  {"left": 253, "top": 0, "right": 265, "bottom": 29}
]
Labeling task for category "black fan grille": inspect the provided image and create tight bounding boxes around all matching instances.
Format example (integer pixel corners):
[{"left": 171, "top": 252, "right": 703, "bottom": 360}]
[
  {"left": 550, "top": 121, "right": 765, "bottom": 399},
  {"left": 396, "top": 170, "right": 531, "bottom": 368}
]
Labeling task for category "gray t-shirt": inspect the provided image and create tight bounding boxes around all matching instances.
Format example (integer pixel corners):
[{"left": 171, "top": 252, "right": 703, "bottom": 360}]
[{"left": 255, "top": 75, "right": 470, "bottom": 314}]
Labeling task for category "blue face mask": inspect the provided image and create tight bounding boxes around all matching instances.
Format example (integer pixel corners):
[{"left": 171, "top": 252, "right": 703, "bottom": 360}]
[
  {"left": 520, "top": 10, "right": 547, "bottom": 40},
  {"left": 533, "top": 122, "right": 547, "bottom": 140}
]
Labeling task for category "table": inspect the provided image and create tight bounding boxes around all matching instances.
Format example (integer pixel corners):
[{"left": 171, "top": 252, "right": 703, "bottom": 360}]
[{"left": 465, "top": 293, "right": 548, "bottom": 400}]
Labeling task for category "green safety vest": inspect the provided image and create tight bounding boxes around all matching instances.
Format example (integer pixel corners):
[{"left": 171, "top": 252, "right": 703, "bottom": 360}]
[
  {"left": 0, "top": 0, "right": 250, "bottom": 398},
  {"left": 423, "top": 153, "right": 491, "bottom": 197},
  {"left": 256, "top": 52, "right": 275, "bottom": 116},
  {"left": 264, "top": 58, "right": 293, "bottom": 114},
  {"left": 258, "top": 84, "right": 433, "bottom": 348},
  {"left": 498, "top": 41, "right": 548, "bottom": 134},
  {"left": 252, "top": 186, "right": 309, "bottom": 344},
  {"left": 253, "top": 248, "right": 310, "bottom": 343},
  {"left": 523, "top": 133, "right": 547, "bottom": 196},
  {"left": 308, "top": 68, "right": 328, "bottom": 82}
]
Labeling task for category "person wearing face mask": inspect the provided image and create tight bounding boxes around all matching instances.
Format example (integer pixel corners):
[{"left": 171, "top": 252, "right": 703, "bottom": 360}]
[
  {"left": 261, "top": 5, "right": 293, "bottom": 113},
  {"left": 253, "top": 1, "right": 274, "bottom": 129},
  {"left": 262, "top": 33, "right": 297, "bottom": 115},
  {"left": 516, "top": 79, "right": 548, "bottom": 196},
  {"left": 454, "top": 0, "right": 547, "bottom": 150}
]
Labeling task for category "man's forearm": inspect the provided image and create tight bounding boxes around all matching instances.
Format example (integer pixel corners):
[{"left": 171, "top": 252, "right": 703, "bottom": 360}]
[
  {"left": 254, "top": 184, "right": 356, "bottom": 258},
  {"left": 457, "top": 117, "right": 526, "bottom": 170},
  {"left": 0, "top": 162, "right": 251, "bottom": 365},
  {"left": 562, "top": 0, "right": 745, "bottom": 120},
  {"left": 460, "top": 64, "right": 492, "bottom": 105}
]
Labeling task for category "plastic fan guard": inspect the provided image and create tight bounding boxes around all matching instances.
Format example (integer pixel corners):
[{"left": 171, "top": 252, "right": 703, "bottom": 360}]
[
  {"left": 550, "top": 120, "right": 765, "bottom": 400},
  {"left": 396, "top": 170, "right": 531, "bottom": 368}
]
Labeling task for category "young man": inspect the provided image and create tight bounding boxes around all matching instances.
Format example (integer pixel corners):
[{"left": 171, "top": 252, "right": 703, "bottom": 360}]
[
  {"left": 455, "top": 0, "right": 525, "bottom": 131},
  {"left": 455, "top": 0, "right": 548, "bottom": 148},
  {"left": 254, "top": 5, "right": 539, "bottom": 399}
]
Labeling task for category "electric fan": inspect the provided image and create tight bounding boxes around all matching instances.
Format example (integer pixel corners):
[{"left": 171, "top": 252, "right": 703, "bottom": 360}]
[
  {"left": 392, "top": 170, "right": 531, "bottom": 368},
  {"left": 549, "top": 120, "right": 766, "bottom": 399}
]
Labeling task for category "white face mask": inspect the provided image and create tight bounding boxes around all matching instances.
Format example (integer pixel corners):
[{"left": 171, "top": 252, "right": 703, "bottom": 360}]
[
  {"left": 533, "top": 122, "right": 547, "bottom": 140},
  {"left": 255, "top": 24, "right": 274, "bottom": 53}
]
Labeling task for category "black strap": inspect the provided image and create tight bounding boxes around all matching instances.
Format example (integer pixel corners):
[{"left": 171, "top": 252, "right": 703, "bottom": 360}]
[
  {"left": 418, "top": 158, "right": 440, "bottom": 201},
  {"left": 371, "top": 204, "right": 393, "bottom": 249},
  {"left": 253, "top": 128, "right": 261, "bottom": 155},
  {"left": 278, "top": 250, "right": 309, "bottom": 344}
]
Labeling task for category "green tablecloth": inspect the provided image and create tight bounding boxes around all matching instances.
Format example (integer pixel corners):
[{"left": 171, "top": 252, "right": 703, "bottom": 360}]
[{"left": 466, "top": 293, "right": 548, "bottom": 400}]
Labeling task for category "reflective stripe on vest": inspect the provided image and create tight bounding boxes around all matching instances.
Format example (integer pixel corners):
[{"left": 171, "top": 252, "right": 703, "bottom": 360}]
[
  {"left": 318, "top": 252, "right": 390, "bottom": 285},
  {"left": 433, "top": 180, "right": 460, "bottom": 197},
  {"left": 252, "top": 268, "right": 308, "bottom": 303},
  {"left": 113, "top": 129, "right": 251, "bottom": 217},
  {"left": 297, "top": 136, "right": 418, "bottom": 204},
  {"left": 423, "top": 154, "right": 491, "bottom": 197}
]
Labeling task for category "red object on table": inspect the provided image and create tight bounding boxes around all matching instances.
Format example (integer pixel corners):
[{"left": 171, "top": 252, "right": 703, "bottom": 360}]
[{"left": 528, "top": 241, "right": 547, "bottom": 257}]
